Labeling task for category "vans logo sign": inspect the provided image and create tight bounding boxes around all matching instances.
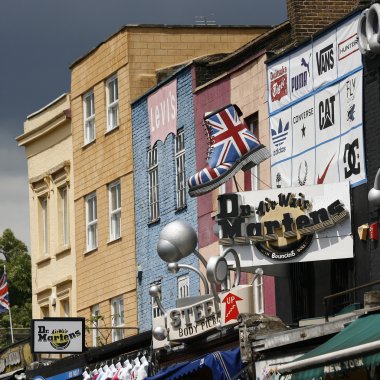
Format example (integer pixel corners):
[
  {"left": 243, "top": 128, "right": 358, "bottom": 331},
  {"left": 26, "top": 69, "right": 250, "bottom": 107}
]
[{"left": 316, "top": 44, "right": 335, "bottom": 75}]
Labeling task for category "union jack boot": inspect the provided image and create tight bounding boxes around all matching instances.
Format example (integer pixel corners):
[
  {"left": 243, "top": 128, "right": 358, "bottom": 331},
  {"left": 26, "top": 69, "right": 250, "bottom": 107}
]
[{"left": 188, "top": 104, "right": 270, "bottom": 197}]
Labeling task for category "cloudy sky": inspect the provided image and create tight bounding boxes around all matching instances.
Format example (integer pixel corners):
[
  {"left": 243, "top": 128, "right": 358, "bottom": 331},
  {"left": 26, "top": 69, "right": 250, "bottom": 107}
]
[{"left": 0, "top": 0, "right": 287, "bottom": 249}]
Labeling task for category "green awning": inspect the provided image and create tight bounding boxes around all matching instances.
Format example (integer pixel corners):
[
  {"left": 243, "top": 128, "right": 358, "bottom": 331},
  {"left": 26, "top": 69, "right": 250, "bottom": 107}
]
[{"left": 277, "top": 313, "right": 380, "bottom": 380}]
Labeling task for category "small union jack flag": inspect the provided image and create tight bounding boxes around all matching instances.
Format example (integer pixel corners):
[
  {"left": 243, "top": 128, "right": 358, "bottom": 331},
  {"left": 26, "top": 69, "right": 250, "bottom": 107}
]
[{"left": 0, "top": 271, "right": 10, "bottom": 313}]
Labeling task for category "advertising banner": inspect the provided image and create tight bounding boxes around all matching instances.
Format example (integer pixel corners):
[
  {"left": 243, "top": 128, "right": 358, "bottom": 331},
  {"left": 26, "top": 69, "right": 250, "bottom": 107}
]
[
  {"left": 32, "top": 318, "right": 85, "bottom": 354},
  {"left": 147, "top": 79, "right": 177, "bottom": 147},
  {"left": 267, "top": 14, "right": 365, "bottom": 188},
  {"left": 216, "top": 182, "right": 353, "bottom": 267}
]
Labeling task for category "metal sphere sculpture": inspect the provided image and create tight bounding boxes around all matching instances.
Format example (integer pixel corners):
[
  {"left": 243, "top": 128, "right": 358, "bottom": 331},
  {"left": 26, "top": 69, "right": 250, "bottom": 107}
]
[{"left": 156, "top": 220, "right": 198, "bottom": 263}]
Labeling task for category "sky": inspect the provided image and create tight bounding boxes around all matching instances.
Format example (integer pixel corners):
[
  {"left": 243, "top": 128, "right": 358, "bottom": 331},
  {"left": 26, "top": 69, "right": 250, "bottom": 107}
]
[{"left": 0, "top": 0, "right": 287, "bottom": 249}]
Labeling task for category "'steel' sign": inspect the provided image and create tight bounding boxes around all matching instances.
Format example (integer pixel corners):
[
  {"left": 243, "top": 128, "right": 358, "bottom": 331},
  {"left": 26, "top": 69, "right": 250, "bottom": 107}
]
[{"left": 148, "top": 79, "right": 177, "bottom": 147}]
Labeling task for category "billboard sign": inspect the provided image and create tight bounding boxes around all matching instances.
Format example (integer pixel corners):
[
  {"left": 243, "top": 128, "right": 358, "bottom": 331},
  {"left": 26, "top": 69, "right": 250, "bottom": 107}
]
[
  {"left": 32, "top": 318, "right": 85, "bottom": 354},
  {"left": 267, "top": 13, "right": 365, "bottom": 188},
  {"left": 216, "top": 182, "right": 352, "bottom": 267}
]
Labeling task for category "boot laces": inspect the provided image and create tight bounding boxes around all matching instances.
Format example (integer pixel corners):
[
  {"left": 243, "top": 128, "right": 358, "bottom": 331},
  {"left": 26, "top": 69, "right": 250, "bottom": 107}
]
[{"left": 204, "top": 120, "right": 215, "bottom": 160}]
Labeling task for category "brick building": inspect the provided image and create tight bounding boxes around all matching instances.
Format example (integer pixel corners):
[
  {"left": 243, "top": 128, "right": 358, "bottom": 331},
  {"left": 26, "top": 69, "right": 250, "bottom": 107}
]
[{"left": 69, "top": 24, "right": 270, "bottom": 345}]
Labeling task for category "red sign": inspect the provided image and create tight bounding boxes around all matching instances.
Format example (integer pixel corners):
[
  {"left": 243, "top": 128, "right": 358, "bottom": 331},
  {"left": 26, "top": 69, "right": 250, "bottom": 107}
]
[
  {"left": 222, "top": 292, "right": 243, "bottom": 323},
  {"left": 148, "top": 79, "right": 177, "bottom": 147},
  {"left": 369, "top": 222, "right": 378, "bottom": 241},
  {"left": 270, "top": 66, "right": 288, "bottom": 102}
]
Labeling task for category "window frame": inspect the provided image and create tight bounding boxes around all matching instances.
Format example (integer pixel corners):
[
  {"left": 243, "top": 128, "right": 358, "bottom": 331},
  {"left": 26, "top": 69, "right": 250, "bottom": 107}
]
[
  {"left": 175, "top": 129, "right": 186, "bottom": 210},
  {"left": 177, "top": 274, "right": 190, "bottom": 299},
  {"left": 59, "top": 186, "right": 69, "bottom": 247},
  {"left": 148, "top": 145, "right": 159, "bottom": 222},
  {"left": 246, "top": 113, "right": 260, "bottom": 191},
  {"left": 111, "top": 296, "right": 124, "bottom": 342},
  {"left": 85, "top": 192, "right": 98, "bottom": 252},
  {"left": 91, "top": 304, "right": 100, "bottom": 347},
  {"left": 39, "top": 195, "right": 49, "bottom": 256},
  {"left": 109, "top": 181, "right": 121, "bottom": 241},
  {"left": 83, "top": 90, "right": 96, "bottom": 144},
  {"left": 106, "top": 75, "right": 119, "bottom": 131}
]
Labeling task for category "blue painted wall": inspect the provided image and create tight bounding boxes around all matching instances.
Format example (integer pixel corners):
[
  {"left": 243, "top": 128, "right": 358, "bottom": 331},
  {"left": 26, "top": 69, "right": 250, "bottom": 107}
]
[{"left": 132, "top": 67, "right": 199, "bottom": 332}]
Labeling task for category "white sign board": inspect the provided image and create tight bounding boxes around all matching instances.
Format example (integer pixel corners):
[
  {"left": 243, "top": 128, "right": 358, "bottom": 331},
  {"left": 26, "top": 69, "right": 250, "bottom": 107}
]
[
  {"left": 32, "top": 318, "right": 85, "bottom": 354},
  {"left": 217, "top": 182, "right": 353, "bottom": 267},
  {"left": 267, "top": 14, "right": 365, "bottom": 188}
]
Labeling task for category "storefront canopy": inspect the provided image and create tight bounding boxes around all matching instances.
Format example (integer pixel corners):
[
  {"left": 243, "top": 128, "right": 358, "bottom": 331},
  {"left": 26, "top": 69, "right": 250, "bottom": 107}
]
[
  {"left": 276, "top": 312, "right": 380, "bottom": 380},
  {"left": 147, "top": 347, "right": 243, "bottom": 380}
]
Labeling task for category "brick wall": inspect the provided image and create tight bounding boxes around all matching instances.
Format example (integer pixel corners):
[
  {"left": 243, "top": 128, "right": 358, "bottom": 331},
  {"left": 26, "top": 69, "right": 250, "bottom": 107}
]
[
  {"left": 132, "top": 68, "right": 199, "bottom": 332},
  {"left": 287, "top": 0, "right": 362, "bottom": 43}
]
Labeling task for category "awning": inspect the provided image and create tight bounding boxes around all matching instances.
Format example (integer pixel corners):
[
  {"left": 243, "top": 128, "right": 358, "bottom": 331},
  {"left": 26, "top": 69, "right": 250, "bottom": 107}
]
[
  {"left": 276, "top": 312, "right": 380, "bottom": 380},
  {"left": 147, "top": 347, "right": 243, "bottom": 380}
]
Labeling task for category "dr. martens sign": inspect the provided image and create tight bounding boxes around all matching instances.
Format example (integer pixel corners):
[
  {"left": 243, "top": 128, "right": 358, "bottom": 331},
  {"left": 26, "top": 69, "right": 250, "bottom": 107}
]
[{"left": 216, "top": 183, "right": 352, "bottom": 266}]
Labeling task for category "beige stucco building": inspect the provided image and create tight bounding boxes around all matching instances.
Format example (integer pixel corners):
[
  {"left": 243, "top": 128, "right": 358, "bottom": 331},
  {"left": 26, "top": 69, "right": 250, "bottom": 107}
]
[
  {"left": 17, "top": 94, "right": 76, "bottom": 322},
  {"left": 70, "top": 25, "right": 269, "bottom": 346}
]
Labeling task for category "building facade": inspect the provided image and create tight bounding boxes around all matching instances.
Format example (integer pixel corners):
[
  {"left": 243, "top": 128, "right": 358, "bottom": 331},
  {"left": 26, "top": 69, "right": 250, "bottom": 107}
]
[
  {"left": 17, "top": 94, "right": 76, "bottom": 322},
  {"left": 69, "top": 25, "right": 270, "bottom": 345},
  {"left": 132, "top": 66, "right": 199, "bottom": 332}
]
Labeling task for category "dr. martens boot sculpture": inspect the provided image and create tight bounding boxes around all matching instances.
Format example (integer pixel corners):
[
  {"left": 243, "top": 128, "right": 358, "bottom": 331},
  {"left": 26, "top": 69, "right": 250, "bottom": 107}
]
[{"left": 188, "top": 104, "right": 270, "bottom": 197}]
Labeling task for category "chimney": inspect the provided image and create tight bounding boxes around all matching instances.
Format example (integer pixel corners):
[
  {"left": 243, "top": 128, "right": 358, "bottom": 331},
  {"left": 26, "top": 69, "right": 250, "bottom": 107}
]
[{"left": 287, "top": 0, "right": 368, "bottom": 44}]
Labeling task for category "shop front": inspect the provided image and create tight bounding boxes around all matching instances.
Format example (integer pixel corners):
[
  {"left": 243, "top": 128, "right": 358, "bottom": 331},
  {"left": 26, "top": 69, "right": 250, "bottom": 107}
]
[
  {"left": 275, "top": 312, "right": 380, "bottom": 380},
  {"left": 0, "top": 340, "right": 33, "bottom": 380}
]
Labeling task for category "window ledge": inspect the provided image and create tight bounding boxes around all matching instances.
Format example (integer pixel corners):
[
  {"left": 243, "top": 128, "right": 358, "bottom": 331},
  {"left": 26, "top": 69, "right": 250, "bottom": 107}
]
[
  {"left": 175, "top": 205, "right": 187, "bottom": 213},
  {"left": 107, "top": 237, "right": 122, "bottom": 245},
  {"left": 82, "top": 139, "right": 96, "bottom": 149},
  {"left": 55, "top": 246, "right": 71, "bottom": 258},
  {"left": 104, "top": 125, "right": 120, "bottom": 136},
  {"left": 148, "top": 218, "right": 160, "bottom": 226},
  {"left": 84, "top": 247, "right": 98, "bottom": 256},
  {"left": 36, "top": 256, "right": 51, "bottom": 266}
]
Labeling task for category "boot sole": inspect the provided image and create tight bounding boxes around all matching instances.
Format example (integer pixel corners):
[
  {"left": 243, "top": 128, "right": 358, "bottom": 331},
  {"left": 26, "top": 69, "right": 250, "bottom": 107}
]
[{"left": 188, "top": 145, "right": 271, "bottom": 197}]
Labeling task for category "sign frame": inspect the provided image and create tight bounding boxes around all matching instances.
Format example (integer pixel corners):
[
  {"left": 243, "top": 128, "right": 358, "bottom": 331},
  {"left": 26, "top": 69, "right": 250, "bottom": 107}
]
[{"left": 31, "top": 318, "right": 85, "bottom": 354}]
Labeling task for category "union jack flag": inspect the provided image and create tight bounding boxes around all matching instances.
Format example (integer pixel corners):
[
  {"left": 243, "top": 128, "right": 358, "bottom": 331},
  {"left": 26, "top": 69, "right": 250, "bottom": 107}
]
[
  {"left": 205, "top": 104, "right": 260, "bottom": 168},
  {"left": 0, "top": 271, "right": 10, "bottom": 313}
]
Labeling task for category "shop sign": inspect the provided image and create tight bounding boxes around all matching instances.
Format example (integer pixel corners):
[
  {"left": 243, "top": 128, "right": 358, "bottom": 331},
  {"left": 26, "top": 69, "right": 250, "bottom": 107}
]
[
  {"left": 0, "top": 342, "right": 32, "bottom": 375},
  {"left": 32, "top": 318, "right": 85, "bottom": 354},
  {"left": 216, "top": 182, "right": 352, "bottom": 267},
  {"left": 164, "top": 296, "right": 221, "bottom": 341},
  {"left": 152, "top": 285, "right": 255, "bottom": 348},
  {"left": 148, "top": 79, "right": 177, "bottom": 147}
]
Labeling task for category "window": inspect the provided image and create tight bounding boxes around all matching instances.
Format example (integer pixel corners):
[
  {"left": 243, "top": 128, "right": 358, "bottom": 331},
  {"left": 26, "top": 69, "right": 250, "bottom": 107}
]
[
  {"left": 175, "top": 129, "right": 186, "bottom": 209},
  {"left": 60, "top": 298, "right": 70, "bottom": 317},
  {"left": 109, "top": 181, "right": 121, "bottom": 241},
  {"left": 246, "top": 113, "right": 260, "bottom": 191},
  {"left": 40, "top": 305, "right": 49, "bottom": 318},
  {"left": 59, "top": 186, "right": 69, "bottom": 247},
  {"left": 253, "top": 274, "right": 264, "bottom": 314},
  {"left": 148, "top": 146, "right": 159, "bottom": 222},
  {"left": 86, "top": 193, "right": 97, "bottom": 251},
  {"left": 39, "top": 196, "right": 49, "bottom": 255},
  {"left": 152, "top": 290, "right": 163, "bottom": 320},
  {"left": 91, "top": 304, "right": 100, "bottom": 347},
  {"left": 111, "top": 296, "right": 124, "bottom": 342},
  {"left": 177, "top": 275, "right": 189, "bottom": 299},
  {"left": 84, "top": 90, "right": 95, "bottom": 144},
  {"left": 106, "top": 75, "right": 119, "bottom": 131}
]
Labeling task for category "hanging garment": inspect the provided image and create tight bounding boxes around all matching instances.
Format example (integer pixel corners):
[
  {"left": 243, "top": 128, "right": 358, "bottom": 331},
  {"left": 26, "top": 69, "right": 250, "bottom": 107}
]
[
  {"left": 130, "top": 357, "right": 140, "bottom": 380},
  {"left": 136, "top": 356, "right": 148, "bottom": 380}
]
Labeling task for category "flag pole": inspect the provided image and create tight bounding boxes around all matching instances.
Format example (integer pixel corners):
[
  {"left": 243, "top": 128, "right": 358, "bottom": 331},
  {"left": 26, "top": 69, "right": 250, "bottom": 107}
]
[{"left": 4, "top": 265, "right": 14, "bottom": 344}]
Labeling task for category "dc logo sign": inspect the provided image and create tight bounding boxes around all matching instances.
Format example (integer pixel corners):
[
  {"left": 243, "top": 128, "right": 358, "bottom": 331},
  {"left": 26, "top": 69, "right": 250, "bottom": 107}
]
[{"left": 358, "top": 4, "right": 380, "bottom": 56}]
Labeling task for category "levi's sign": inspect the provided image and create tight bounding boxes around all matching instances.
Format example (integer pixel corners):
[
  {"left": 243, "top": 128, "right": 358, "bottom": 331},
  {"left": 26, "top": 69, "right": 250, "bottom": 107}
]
[
  {"left": 216, "top": 183, "right": 353, "bottom": 266},
  {"left": 148, "top": 79, "right": 177, "bottom": 147}
]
